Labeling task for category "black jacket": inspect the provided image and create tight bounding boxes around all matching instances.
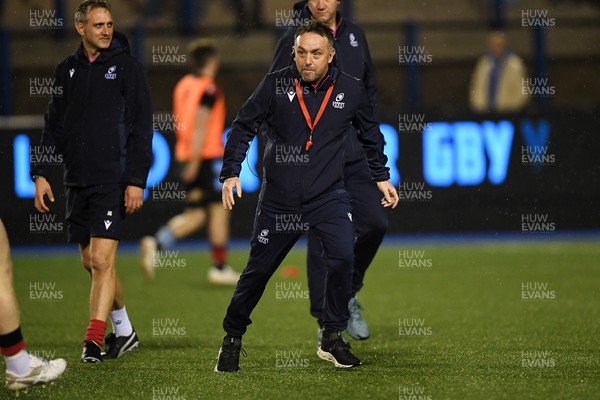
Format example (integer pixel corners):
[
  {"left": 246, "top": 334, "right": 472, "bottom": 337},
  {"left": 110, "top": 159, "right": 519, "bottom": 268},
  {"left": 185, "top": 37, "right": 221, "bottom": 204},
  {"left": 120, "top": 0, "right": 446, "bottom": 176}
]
[
  {"left": 31, "top": 31, "right": 153, "bottom": 188},
  {"left": 270, "top": 1, "right": 379, "bottom": 163},
  {"left": 220, "top": 64, "right": 389, "bottom": 211}
]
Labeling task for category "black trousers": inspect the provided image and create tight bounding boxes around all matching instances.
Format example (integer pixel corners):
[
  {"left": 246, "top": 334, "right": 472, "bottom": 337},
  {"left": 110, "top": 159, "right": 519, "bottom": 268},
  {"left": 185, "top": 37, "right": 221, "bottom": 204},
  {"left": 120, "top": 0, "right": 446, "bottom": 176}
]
[
  {"left": 307, "top": 157, "right": 389, "bottom": 326},
  {"left": 223, "top": 191, "right": 355, "bottom": 336}
]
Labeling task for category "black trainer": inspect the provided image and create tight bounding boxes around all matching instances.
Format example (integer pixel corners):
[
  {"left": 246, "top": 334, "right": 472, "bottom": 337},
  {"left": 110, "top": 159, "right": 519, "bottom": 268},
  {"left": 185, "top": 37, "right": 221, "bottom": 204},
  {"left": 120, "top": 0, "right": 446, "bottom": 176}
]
[
  {"left": 103, "top": 328, "right": 140, "bottom": 359},
  {"left": 214, "top": 335, "right": 245, "bottom": 372},
  {"left": 317, "top": 330, "right": 362, "bottom": 368},
  {"left": 81, "top": 340, "right": 103, "bottom": 363},
  {"left": 317, "top": 327, "right": 351, "bottom": 350}
]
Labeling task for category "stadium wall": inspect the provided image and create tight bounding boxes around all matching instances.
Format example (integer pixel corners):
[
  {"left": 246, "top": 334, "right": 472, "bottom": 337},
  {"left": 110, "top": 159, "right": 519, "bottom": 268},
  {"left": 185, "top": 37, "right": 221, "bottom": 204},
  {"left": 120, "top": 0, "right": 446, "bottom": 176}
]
[{"left": 1, "top": 111, "right": 598, "bottom": 245}]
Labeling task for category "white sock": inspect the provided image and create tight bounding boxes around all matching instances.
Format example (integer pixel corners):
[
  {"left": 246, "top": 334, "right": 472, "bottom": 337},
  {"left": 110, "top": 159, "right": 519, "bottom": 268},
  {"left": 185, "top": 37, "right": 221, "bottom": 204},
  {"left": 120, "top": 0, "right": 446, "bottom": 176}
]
[
  {"left": 110, "top": 306, "right": 133, "bottom": 337},
  {"left": 5, "top": 350, "right": 32, "bottom": 377}
]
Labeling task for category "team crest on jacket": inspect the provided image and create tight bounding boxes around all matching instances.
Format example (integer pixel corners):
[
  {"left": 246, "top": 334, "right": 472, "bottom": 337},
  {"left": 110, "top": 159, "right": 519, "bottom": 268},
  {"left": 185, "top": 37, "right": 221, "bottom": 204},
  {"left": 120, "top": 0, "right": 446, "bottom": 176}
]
[
  {"left": 105, "top": 65, "right": 117, "bottom": 80},
  {"left": 332, "top": 93, "right": 345, "bottom": 109},
  {"left": 349, "top": 33, "right": 359, "bottom": 47}
]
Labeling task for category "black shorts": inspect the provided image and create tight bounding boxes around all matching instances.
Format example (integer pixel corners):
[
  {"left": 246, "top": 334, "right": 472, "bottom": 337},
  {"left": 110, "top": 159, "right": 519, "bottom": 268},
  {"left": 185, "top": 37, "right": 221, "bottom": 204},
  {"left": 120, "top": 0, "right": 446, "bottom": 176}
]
[
  {"left": 65, "top": 184, "right": 126, "bottom": 244},
  {"left": 182, "top": 158, "right": 222, "bottom": 206}
]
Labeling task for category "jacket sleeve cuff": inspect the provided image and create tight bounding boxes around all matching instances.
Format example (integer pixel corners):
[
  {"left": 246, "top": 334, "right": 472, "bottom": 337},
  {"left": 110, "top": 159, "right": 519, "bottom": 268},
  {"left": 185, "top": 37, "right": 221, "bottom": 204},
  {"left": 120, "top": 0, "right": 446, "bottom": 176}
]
[{"left": 126, "top": 178, "right": 147, "bottom": 189}]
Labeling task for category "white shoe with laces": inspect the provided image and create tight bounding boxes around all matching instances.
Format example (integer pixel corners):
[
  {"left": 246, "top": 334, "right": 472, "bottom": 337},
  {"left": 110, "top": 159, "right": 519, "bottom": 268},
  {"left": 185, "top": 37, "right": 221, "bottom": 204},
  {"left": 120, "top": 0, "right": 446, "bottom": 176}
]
[
  {"left": 208, "top": 265, "right": 240, "bottom": 286},
  {"left": 5, "top": 354, "right": 67, "bottom": 391}
]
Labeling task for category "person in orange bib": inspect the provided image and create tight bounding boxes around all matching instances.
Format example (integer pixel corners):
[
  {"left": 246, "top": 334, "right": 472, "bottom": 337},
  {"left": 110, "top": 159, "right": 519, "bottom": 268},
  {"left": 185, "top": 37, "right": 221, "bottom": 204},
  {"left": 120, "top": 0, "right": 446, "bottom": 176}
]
[{"left": 141, "top": 40, "right": 240, "bottom": 285}]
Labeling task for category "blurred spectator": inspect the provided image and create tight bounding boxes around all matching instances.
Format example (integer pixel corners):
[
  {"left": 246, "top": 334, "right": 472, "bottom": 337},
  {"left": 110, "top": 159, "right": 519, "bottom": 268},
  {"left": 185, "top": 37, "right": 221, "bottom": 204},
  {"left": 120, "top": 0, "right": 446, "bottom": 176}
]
[{"left": 469, "top": 31, "right": 528, "bottom": 113}]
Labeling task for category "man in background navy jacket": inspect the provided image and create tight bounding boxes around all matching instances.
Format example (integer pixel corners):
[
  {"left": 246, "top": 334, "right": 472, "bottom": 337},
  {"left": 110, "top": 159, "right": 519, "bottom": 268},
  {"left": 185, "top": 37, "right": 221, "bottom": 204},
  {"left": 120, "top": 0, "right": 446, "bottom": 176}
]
[
  {"left": 30, "top": 0, "right": 153, "bottom": 363},
  {"left": 215, "top": 21, "right": 398, "bottom": 372},
  {"left": 270, "top": 0, "right": 388, "bottom": 343}
]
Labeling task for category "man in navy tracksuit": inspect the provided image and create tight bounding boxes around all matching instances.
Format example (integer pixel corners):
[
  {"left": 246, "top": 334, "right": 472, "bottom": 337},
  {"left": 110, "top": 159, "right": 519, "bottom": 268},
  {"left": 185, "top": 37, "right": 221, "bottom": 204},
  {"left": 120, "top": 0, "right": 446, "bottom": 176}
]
[
  {"left": 270, "top": 0, "right": 387, "bottom": 342},
  {"left": 215, "top": 21, "right": 398, "bottom": 371},
  {"left": 31, "top": 1, "right": 153, "bottom": 363}
]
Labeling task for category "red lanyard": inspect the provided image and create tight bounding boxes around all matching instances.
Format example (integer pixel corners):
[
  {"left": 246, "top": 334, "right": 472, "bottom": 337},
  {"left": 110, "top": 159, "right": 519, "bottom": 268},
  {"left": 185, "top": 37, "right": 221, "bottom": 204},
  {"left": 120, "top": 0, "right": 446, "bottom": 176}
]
[{"left": 295, "top": 79, "right": 336, "bottom": 151}]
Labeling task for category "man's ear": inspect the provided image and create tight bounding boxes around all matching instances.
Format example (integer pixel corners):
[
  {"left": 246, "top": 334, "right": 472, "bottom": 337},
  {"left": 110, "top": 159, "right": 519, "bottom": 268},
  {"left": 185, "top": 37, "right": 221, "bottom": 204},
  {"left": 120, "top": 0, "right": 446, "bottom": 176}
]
[
  {"left": 328, "top": 48, "right": 336, "bottom": 63},
  {"left": 290, "top": 45, "right": 295, "bottom": 60},
  {"left": 75, "top": 22, "right": 85, "bottom": 37}
]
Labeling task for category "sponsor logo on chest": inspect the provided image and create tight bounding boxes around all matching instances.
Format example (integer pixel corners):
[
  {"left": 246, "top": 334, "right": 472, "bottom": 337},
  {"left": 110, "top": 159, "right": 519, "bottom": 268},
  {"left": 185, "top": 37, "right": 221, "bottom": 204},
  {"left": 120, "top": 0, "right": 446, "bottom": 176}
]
[
  {"left": 332, "top": 92, "right": 345, "bottom": 109},
  {"left": 105, "top": 65, "right": 117, "bottom": 80}
]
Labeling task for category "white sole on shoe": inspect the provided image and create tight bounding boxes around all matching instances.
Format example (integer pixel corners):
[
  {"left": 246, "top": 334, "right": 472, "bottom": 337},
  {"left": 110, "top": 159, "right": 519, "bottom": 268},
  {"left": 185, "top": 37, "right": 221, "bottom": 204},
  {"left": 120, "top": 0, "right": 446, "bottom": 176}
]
[
  {"left": 316, "top": 348, "right": 361, "bottom": 368},
  {"left": 214, "top": 348, "right": 223, "bottom": 372},
  {"left": 6, "top": 358, "right": 67, "bottom": 390},
  {"left": 117, "top": 339, "right": 139, "bottom": 358}
]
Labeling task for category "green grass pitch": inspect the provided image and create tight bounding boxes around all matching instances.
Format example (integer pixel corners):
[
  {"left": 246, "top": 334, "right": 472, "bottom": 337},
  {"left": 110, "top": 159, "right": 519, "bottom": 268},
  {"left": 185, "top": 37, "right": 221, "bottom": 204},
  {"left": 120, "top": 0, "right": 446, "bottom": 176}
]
[{"left": 8, "top": 240, "right": 600, "bottom": 399}]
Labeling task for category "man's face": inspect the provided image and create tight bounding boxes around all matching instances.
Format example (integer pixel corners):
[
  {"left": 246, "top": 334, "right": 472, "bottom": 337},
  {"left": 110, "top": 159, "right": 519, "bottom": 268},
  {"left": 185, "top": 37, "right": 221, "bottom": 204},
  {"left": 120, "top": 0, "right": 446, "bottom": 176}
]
[
  {"left": 307, "top": 0, "right": 340, "bottom": 26},
  {"left": 76, "top": 7, "right": 113, "bottom": 53},
  {"left": 294, "top": 32, "right": 335, "bottom": 83},
  {"left": 489, "top": 35, "right": 507, "bottom": 59}
]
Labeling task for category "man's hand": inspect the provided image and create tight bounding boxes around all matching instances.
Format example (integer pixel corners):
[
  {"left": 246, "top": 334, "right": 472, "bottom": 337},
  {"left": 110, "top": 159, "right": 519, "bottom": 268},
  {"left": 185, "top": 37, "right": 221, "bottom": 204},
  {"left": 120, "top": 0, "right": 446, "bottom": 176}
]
[
  {"left": 125, "top": 186, "right": 144, "bottom": 214},
  {"left": 182, "top": 160, "right": 201, "bottom": 184},
  {"left": 34, "top": 178, "right": 54, "bottom": 213},
  {"left": 222, "top": 177, "right": 242, "bottom": 210},
  {"left": 376, "top": 180, "right": 399, "bottom": 209}
]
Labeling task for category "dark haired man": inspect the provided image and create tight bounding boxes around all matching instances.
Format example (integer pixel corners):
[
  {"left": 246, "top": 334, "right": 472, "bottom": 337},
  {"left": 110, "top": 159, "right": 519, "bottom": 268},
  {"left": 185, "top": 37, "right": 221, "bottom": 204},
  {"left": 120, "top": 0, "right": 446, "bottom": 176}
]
[
  {"left": 140, "top": 40, "right": 240, "bottom": 285},
  {"left": 215, "top": 20, "right": 398, "bottom": 372},
  {"left": 270, "top": 0, "right": 387, "bottom": 344},
  {"left": 31, "top": 0, "right": 153, "bottom": 363}
]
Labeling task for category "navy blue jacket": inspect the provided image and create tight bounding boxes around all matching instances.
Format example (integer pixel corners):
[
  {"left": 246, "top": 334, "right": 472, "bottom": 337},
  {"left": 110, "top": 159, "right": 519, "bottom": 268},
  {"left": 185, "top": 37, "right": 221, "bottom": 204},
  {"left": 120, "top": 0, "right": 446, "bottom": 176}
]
[
  {"left": 31, "top": 32, "right": 153, "bottom": 189},
  {"left": 220, "top": 64, "right": 389, "bottom": 211},
  {"left": 270, "top": 1, "right": 379, "bottom": 163}
]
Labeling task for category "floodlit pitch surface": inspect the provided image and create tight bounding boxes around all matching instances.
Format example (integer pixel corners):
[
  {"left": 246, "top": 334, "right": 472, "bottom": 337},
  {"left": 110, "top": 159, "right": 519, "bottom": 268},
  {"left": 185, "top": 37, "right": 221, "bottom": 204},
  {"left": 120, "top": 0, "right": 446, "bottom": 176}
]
[{"left": 10, "top": 241, "right": 600, "bottom": 399}]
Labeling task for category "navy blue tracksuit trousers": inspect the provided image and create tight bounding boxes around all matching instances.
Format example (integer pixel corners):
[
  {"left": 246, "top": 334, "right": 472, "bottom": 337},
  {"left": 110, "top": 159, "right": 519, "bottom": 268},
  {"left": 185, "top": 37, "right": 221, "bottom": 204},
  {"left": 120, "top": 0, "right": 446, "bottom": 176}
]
[
  {"left": 223, "top": 191, "right": 355, "bottom": 336},
  {"left": 307, "top": 156, "right": 389, "bottom": 327}
]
